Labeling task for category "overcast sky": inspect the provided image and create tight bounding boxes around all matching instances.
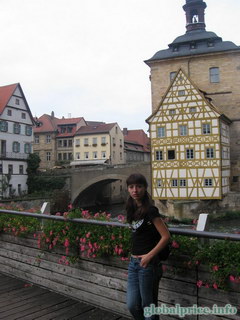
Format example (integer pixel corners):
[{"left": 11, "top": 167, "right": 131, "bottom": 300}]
[{"left": 1, "top": 0, "right": 239, "bottom": 132}]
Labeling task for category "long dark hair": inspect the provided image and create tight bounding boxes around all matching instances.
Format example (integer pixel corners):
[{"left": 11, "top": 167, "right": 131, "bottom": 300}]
[{"left": 126, "top": 173, "right": 153, "bottom": 223}]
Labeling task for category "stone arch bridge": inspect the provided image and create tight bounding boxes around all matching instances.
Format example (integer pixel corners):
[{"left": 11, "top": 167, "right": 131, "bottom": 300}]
[{"left": 67, "top": 162, "right": 150, "bottom": 206}]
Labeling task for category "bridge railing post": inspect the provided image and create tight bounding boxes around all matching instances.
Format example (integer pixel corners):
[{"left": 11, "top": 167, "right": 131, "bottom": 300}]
[
  {"left": 196, "top": 213, "right": 209, "bottom": 246},
  {"left": 40, "top": 202, "right": 50, "bottom": 230}
]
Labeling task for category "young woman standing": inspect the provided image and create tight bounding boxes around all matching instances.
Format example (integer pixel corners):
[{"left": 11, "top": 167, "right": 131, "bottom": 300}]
[{"left": 126, "top": 173, "right": 170, "bottom": 320}]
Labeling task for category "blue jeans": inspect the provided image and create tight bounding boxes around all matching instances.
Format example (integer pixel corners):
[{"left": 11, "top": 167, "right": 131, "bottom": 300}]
[{"left": 126, "top": 256, "right": 162, "bottom": 320}]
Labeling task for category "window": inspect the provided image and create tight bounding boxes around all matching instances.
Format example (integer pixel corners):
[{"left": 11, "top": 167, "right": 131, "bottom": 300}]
[
  {"left": 13, "top": 123, "right": 21, "bottom": 134},
  {"left": 180, "top": 179, "right": 187, "bottom": 187},
  {"left": 157, "top": 127, "right": 165, "bottom": 138},
  {"left": 102, "top": 151, "right": 106, "bottom": 158},
  {"left": 190, "top": 42, "right": 196, "bottom": 49},
  {"left": 113, "top": 151, "right": 115, "bottom": 159},
  {"left": 189, "top": 107, "right": 196, "bottom": 113},
  {"left": 206, "top": 148, "right": 214, "bottom": 159},
  {"left": 25, "top": 125, "right": 32, "bottom": 136},
  {"left": 179, "top": 125, "right": 187, "bottom": 136},
  {"left": 84, "top": 152, "right": 89, "bottom": 159},
  {"left": 101, "top": 137, "right": 106, "bottom": 145},
  {"left": 18, "top": 184, "right": 21, "bottom": 195},
  {"left": 168, "top": 150, "right": 175, "bottom": 160},
  {"left": 202, "top": 123, "right": 211, "bottom": 134},
  {"left": 46, "top": 152, "right": 51, "bottom": 161},
  {"left": 7, "top": 109, "right": 12, "bottom": 116},
  {"left": 156, "top": 179, "right": 162, "bottom": 187},
  {"left": 171, "top": 179, "right": 178, "bottom": 187},
  {"left": 115, "top": 126, "right": 118, "bottom": 134},
  {"left": 24, "top": 143, "right": 31, "bottom": 154},
  {"left": 233, "top": 176, "right": 239, "bottom": 183},
  {"left": 67, "top": 127, "right": 73, "bottom": 133},
  {"left": 112, "top": 137, "right": 116, "bottom": 146},
  {"left": 0, "top": 164, "right": 2, "bottom": 174},
  {"left": 93, "top": 151, "right": 98, "bottom": 159},
  {"left": 178, "top": 90, "right": 185, "bottom": 96},
  {"left": 186, "top": 149, "right": 194, "bottom": 159},
  {"left": 170, "top": 72, "right": 177, "bottom": 81},
  {"left": 0, "top": 121, "right": 8, "bottom": 132},
  {"left": 169, "top": 109, "right": 176, "bottom": 115},
  {"left": 61, "top": 127, "right": 66, "bottom": 133},
  {"left": 63, "top": 140, "right": 67, "bottom": 147},
  {"left": 156, "top": 150, "right": 163, "bottom": 161},
  {"left": 8, "top": 164, "right": 13, "bottom": 174},
  {"left": 209, "top": 67, "right": 219, "bottom": 83},
  {"left": 68, "top": 153, "right": 72, "bottom": 160},
  {"left": 75, "top": 139, "right": 80, "bottom": 147},
  {"left": 84, "top": 138, "right": 89, "bottom": 146},
  {"left": 12, "top": 141, "right": 20, "bottom": 153},
  {"left": 76, "top": 152, "right": 80, "bottom": 160},
  {"left": 34, "top": 135, "right": 39, "bottom": 144},
  {"left": 21, "top": 113, "right": 26, "bottom": 119},
  {"left": 204, "top": 178, "right": 213, "bottom": 187},
  {"left": 63, "top": 153, "right": 67, "bottom": 160},
  {"left": 19, "top": 165, "right": 24, "bottom": 174},
  {"left": 92, "top": 138, "right": 97, "bottom": 146},
  {"left": 58, "top": 140, "right": 62, "bottom": 147},
  {"left": 46, "top": 135, "right": 51, "bottom": 143},
  {"left": 120, "top": 139, "right": 122, "bottom": 147},
  {"left": 58, "top": 153, "right": 62, "bottom": 161},
  {"left": 120, "top": 152, "right": 123, "bottom": 160},
  {"left": 68, "top": 140, "right": 72, "bottom": 147},
  {"left": 16, "top": 98, "right": 20, "bottom": 105}
]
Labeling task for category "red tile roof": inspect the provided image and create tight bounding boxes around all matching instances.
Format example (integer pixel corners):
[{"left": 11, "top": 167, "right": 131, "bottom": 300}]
[
  {"left": 75, "top": 123, "right": 116, "bottom": 135},
  {"left": 0, "top": 83, "right": 19, "bottom": 114},
  {"left": 56, "top": 117, "right": 84, "bottom": 125},
  {"left": 34, "top": 114, "right": 58, "bottom": 133},
  {"left": 123, "top": 129, "right": 150, "bottom": 152}
]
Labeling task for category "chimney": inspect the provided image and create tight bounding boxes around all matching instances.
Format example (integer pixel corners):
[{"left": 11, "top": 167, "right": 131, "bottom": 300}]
[
  {"left": 123, "top": 128, "right": 128, "bottom": 135},
  {"left": 51, "top": 111, "right": 55, "bottom": 118}
]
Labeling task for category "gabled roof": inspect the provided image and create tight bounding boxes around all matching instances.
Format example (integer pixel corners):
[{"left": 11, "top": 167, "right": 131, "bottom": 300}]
[
  {"left": 146, "top": 68, "right": 231, "bottom": 124},
  {"left": 123, "top": 129, "right": 150, "bottom": 152},
  {"left": 0, "top": 83, "right": 35, "bottom": 124},
  {"left": 0, "top": 83, "right": 18, "bottom": 114},
  {"left": 75, "top": 123, "right": 116, "bottom": 136}
]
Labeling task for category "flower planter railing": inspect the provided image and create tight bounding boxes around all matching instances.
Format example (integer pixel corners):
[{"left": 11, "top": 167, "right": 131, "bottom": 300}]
[{"left": 0, "top": 208, "right": 240, "bottom": 319}]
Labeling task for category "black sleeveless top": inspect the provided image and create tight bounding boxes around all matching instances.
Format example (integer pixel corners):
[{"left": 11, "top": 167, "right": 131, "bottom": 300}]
[{"left": 130, "top": 206, "right": 161, "bottom": 255}]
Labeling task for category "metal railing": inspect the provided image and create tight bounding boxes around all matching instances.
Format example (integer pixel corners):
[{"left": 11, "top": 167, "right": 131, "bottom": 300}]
[{"left": 0, "top": 208, "right": 240, "bottom": 241}]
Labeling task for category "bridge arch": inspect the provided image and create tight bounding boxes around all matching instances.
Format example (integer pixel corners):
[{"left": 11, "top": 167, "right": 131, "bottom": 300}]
[{"left": 72, "top": 173, "right": 128, "bottom": 205}]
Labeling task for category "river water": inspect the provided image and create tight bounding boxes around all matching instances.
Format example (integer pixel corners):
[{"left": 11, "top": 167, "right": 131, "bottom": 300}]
[{"left": 85, "top": 203, "right": 240, "bottom": 233}]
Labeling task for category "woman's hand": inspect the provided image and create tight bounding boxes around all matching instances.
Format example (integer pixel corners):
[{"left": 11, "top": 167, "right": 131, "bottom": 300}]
[{"left": 140, "top": 254, "right": 153, "bottom": 268}]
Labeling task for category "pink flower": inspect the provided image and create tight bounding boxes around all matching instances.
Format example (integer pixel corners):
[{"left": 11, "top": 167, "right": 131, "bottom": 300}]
[
  {"left": 212, "top": 265, "right": 219, "bottom": 272},
  {"left": 55, "top": 212, "right": 61, "bottom": 216},
  {"left": 172, "top": 241, "right": 179, "bottom": 248},
  {"left": 64, "top": 238, "right": 70, "bottom": 247},
  {"left": 50, "top": 230, "right": 53, "bottom": 236},
  {"left": 80, "top": 237, "right": 86, "bottom": 243},
  {"left": 94, "top": 212, "right": 100, "bottom": 218},
  {"left": 212, "top": 283, "right": 218, "bottom": 289},
  {"left": 117, "top": 215, "right": 125, "bottom": 222},
  {"left": 195, "top": 260, "right": 200, "bottom": 265},
  {"left": 68, "top": 203, "right": 73, "bottom": 210},
  {"left": 111, "top": 235, "right": 115, "bottom": 241},
  {"left": 86, "top": 232, "right": 91, "bottom": 238},
  {"left": 192, "top": 219, "right": 198, "bottom": 225},
  {"left": 80, "top": 245, "right": 85, "bottom": 252},
  {"left": 205, "top": 283, "right": 210, "bottom": 288},
  {"left": 196, "top": 280, "right": 203, "bottom": 288},
  {"left": 33, "top": 233, "right": 37, "bottom": 238},
  {"left": 63, "top": 212, "right": 69, "bottom": 219},
  {"left": 229, "top": 275, "right": 235, "bottom": 282}
]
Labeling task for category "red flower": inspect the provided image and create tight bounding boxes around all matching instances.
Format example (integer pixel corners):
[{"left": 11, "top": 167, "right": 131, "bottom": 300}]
[
  {"left": 172, "top": 240, "right": 179, "bottom": 248},
  {"left": 212, "top": 265, "right": 219, "bottom": 272},
  {"left": 196, "top": 280, "right": 203, "bottom": 288},
  {"left": 229, "top": 275, "right": 235, "bottom": 282},
  {"left": 212, "top": 283, "right": 218, "bottom": 289}
]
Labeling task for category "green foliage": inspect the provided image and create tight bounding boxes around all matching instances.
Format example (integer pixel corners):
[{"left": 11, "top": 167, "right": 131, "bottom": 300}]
[{"left": 27, "top": 153, "right": 41, "bottom": 175}]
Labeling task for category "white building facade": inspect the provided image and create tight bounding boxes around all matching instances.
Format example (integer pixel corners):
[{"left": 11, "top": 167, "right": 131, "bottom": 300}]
[{"left": 0, "top": 84, "right": 34, "bottom": 198}]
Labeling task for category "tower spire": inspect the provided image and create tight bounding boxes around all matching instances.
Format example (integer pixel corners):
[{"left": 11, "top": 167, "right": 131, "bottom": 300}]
[{"left": 183, "top": 0, "right": 207, "bottom": 33}]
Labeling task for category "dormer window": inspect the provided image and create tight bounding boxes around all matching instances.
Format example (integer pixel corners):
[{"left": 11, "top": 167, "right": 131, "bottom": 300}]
[
  {"left": 169, "top": 109, "right": 176, "bottom": 115},
  {"left": 208, "top": 41, "right": 214, "bottom": 47},
  {"left": 190, "top": 42, "right": 196, "bottom": 49},
  {"left": 173, "top": 46, "right": 178, "bottom": 52}
]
